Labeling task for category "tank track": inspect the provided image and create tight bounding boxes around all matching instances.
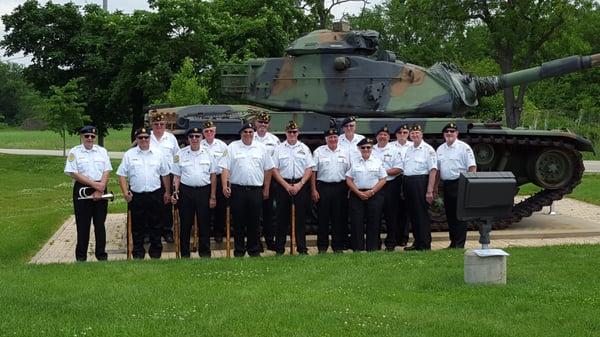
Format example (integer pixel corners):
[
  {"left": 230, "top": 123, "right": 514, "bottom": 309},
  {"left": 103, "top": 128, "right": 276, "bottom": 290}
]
[{"left": 428, "top": 134, "right": 585, "bottom": 231}]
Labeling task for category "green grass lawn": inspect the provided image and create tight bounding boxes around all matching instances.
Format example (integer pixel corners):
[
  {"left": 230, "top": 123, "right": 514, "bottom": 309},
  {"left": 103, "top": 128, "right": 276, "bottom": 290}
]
[
  {"left": 0, "top": 127, "right": 133, "bottom": 152},
  {"left": 518, "top": 173, "right": 600, "bottom": 205},
  {"left": 1, "top": 154, "right": 600, "bottom": 337}
]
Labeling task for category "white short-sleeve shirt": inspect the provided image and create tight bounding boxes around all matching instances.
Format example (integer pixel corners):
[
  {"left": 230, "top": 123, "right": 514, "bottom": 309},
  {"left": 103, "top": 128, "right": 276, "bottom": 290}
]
[
  {"left": 436, "top": 139, "right": 477, "bottom": 180},
  {"left": 64, "top": 144, "right": 112, "bottom": 181},
  {"left": 172, "top": 146, "right": 217, "bottom": 187}
]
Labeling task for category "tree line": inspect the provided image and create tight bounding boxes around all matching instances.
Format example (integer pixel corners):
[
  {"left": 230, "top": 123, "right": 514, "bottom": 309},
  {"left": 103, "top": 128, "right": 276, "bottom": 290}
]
[{"left": 1, "top": 0, "right": 599, "bottom": 146}]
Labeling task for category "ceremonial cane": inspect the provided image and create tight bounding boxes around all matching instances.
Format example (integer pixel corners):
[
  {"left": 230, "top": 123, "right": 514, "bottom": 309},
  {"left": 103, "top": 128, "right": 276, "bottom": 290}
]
[
  {"left": 290, "top": 201, "right": 296, "bottom": 256},
  {"left": 226, "top": 205, "right": 231, "bottom": 258},
  {"left": 192, "top": 215, "right": 199, "bottom": 253},
  {"left": 126, "top": 209, "right": 133, "bottom": 260},
  {"left": 173, "top": 206, "right": 180, "bottom": 258}
]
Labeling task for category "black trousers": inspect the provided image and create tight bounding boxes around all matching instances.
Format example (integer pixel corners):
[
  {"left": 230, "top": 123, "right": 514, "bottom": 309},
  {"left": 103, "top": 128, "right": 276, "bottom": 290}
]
[
  {"left": 130, "top": 189, "right": 163, "bottom": 259},
  {"left": 261, "top": 183, "right": 277, "bottom": 247},
  {"left": 443, "top": 179, "right": 467, "bottom": 248},
  {"left": 382, "top": 178, "right": 401, "bottom": 249},
  {"left": 230, "top": 184, "right": 262, "bottom": 257},
  {"left": 349, "top": 190, "right": 384, "bottom": 251},
  {"left": 274, "top": 179, "right": 309, "bottom": 254},
  {"left": 397, "top": 176, "right": 411, "bottom": 244},
  {"left": 159, "top": 175, "right": 173, "bottom": 236},
  {"left": 179, "top": 184, "right": 211, "bottom": 257},
  {"left": 404, "top": 175, "right": 431, "bottom": 250},
  {"left": 315, "top": 181, "right": 346, "bottom": 252},
  {"left": 72, "top": 182, "right": 108, "bottom": 261},
  {"left": 208, "top": 175, "right": 226, "bottom": 239}
]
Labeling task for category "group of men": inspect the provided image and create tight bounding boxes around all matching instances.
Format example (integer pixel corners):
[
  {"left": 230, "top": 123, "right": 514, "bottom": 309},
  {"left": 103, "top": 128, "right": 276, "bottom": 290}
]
[{"left": 65, "top": 112, "right": 476, "bottom": 261}]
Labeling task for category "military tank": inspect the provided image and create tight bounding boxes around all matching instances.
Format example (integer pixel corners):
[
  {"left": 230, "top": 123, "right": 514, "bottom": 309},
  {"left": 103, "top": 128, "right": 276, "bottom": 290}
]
[{"left": 153, "top": 22, "right": 599, "bottom": 230}]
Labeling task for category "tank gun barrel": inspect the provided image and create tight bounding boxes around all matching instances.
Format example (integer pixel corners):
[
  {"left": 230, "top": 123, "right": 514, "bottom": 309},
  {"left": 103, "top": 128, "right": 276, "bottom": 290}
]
[{"left": 497, "top": 53, "right": 600, "bottom": 89}]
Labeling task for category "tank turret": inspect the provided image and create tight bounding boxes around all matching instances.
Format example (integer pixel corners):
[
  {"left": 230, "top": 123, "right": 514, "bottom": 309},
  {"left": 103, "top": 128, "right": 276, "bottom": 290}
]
[{"left": 221, "top": 25, "right": 599, "bottom": 118}]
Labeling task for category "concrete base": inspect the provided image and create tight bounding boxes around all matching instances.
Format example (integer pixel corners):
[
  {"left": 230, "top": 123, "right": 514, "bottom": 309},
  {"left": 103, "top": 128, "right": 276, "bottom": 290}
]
[{"left": 464, "top": 249, "right": 507, "bottom": 285}]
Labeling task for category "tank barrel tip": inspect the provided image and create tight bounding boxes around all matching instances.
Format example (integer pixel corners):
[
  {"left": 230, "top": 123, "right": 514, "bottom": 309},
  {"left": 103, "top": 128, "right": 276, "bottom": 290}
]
[{"left": 591, "top": 53, "right": 600, "bottom": 67}]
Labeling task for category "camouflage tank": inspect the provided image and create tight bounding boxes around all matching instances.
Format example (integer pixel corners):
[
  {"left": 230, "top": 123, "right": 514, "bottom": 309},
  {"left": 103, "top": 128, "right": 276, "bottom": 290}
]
[{"left": 152, "top": 22, "right": 599, "bottom": 230}]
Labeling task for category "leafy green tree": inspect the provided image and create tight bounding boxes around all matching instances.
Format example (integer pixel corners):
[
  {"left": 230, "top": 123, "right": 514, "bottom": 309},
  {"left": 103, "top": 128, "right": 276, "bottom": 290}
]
[
  {"left": 160, "top": 57, "right": 211, "bottom": 106},
  {"left": 38, "top": 78, "right": 88, "bottom": 156},
  {"left": 0, "top": 62, "right": 43, "bottom": 125}
]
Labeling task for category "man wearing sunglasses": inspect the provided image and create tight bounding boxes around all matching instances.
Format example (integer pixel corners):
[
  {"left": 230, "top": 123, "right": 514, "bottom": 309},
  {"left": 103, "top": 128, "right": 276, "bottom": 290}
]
[
  {"left": 200, "top": 120, "right": 228, "bottom": 244},
  {"left": 149, "top": 112, "right": 180, "bottom": 244},
  {"left": 64, "top": 125, "right": 112, "bottom": 261},
  {"left": 272, "top": 121, "right": 315, "bottom": 255},
  {"left": 253, "top": 111, "right": 280, "bottom": 251},
  {"left": 171, "top": 127, "right": 218, "bottom": 258},
  {"left": 435, "top": 122, "right": 476, "bottom": 249},
  {"left": 403, "top": 124, "right": 437, "bottom": 251},
  {"left": 392, "top": 124, "right": 413, "bottom": 246},
  {"left": 220, "top": 122, "right": 274, "bottom": 257},
  {"left": 118, "top": 127, "right": 171, "bottom": 259}
]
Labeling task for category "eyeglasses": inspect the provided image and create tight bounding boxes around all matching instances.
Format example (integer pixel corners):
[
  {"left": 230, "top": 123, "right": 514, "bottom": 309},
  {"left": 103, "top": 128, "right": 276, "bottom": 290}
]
[
  {"left": 398, "top": 131, "right": 409, "bottom": 134},
  {"left": 344, "top": 124, "right": 356, "bottom": 128},
  {"left": 188, "top": 134, "right": 202, "bottom": 139},
  {"left": 152, "top": 122, "right": 165, "bottom": 126},
  {"left": 257, "top": 120, "right": 269, "bottom": 124},
  {"left": 359, "top": 146, "right": 372, "bottom": 150},
  {"left": 444, "top": 129, "right": 457, "bottom": 134},
  {"left": 203, "top": 129, "right": 214, "bottom": 133},
  {"left": 286, "top": 130, "right": 298, "bottom": 134},
  {"left": 137, "top": 135, "right": 150, "bottom": 140},
  {"left": 242, "top": 130, "right": 254, "bottom": 134},
  {"left": 83, "top": 134, "right": 96, "bottom": 139}
]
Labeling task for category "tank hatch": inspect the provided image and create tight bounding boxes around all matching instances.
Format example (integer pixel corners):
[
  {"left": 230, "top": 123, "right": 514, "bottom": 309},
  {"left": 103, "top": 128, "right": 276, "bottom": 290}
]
[{"left": 285, "top": 22, "right": 379, "bottom": 56}]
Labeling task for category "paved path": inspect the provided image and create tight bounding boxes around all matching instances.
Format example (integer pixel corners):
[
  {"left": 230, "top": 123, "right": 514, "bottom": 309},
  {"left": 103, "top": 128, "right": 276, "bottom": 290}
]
[{"left": 30, "top": 197, "right": 600, "bottom": 264}]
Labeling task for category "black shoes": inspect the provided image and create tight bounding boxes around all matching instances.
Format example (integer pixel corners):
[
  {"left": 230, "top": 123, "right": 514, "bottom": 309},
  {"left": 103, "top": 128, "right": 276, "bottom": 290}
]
[
  {"left": 404, "top": 245, "right": 418, "bottom": 251},
  {"left": 164, "top": 233, "right": 174, "bottom": 243}
]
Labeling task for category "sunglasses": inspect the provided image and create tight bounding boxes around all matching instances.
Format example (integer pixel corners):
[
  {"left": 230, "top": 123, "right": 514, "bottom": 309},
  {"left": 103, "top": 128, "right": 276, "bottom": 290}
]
[
  {"left": 203, "top": 129, "right": 215, "bottom": 133},
  {"left": 398, "top": 131, "right": 409, "bottom": 134},
  {"left": 444, "top": 129, "right": 457, "bottom": 134},
  {"left": 344, "top": 124, "right": 356, "bottom": 128},
  {"left": 83, "top": 134, "right": 96, "bottom": 139},
  {"left": 257, "top": 120, "right": 269, "bottom": 124},
  {"left": 242, "top": 130, "right": 254, "bottom": 134},
  {"left": 286, "top": 130, "right": 298, "bottom": 134},
  {"left": 360, "top": 146, "right": 372, "bottom": 150},
  {"left": 137, "top": 135, "right": 150, "bottom": 140},
  {"left": 188, "top": 134, "right": 202, "bottom": 139}
]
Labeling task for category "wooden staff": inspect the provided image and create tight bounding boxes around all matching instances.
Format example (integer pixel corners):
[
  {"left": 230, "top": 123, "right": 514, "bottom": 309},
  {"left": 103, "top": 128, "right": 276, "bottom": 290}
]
[
  {"left": 192, "top": 214, "right": 199, "bottom": 253},
  {"left": 226, "top": 205, "right": 231, "bottom": 258},
  {"left": 173, "top": 206, "right": 180, "bottom": 258},
  {"left": 290, "top": 202, "right": 296, "bottom": 256},
  {"left": 126, "top": 209, "right": 133, "bottom": 260}
]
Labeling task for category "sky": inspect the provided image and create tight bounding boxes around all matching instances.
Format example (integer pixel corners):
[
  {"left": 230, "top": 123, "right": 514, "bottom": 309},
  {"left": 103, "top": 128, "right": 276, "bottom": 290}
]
[{"left": 0, "top": 0, "right": 380, "bottom": 65}]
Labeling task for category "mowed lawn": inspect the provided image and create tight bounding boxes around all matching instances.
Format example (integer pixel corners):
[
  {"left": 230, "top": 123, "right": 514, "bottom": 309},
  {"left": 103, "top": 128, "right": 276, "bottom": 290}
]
[{"left": 1, "top": 154, "right": 600, "bottom": 337}]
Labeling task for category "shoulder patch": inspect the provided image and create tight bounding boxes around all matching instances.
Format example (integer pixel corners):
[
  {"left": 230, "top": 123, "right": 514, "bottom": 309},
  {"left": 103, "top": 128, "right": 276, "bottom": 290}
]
[
  {"left": 68, "top": 153, "right": 75, "bottom": 162},
  {"left": 174, "top": 155, "right": 179, "bottom": 163}
]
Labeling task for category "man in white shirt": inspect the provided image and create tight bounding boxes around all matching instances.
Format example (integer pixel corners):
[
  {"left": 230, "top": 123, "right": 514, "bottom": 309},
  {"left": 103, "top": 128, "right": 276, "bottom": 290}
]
[{"left": 392, "top": 124, "right": 413, "bottom": 246}]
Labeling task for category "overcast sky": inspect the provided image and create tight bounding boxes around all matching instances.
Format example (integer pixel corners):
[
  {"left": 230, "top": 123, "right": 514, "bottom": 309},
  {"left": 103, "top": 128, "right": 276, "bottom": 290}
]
[{"left": 0, "top": 0, "right": 380, "bottom": 65}]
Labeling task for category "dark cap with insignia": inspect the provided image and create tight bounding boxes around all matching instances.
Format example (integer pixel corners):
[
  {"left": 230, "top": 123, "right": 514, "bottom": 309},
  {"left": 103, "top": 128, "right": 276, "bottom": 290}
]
[
  {"left": 151, "top": 112, "right": 166, "bottom": 123},
  {"left": 79, "top": 125, "right": 97, "bottom": 134},
  {"left": 256, "top": 111, "right": 271, "bottom": 122},
  {"left": 442, "top": 122, "right": 458, "bottom": 133},
  {"left": 341, "top": 116, "right": 357, "bottom": 127},
  {"left": 134, "top": 127, "right": 150, "bottom": 137},
  {"left": 376, "top": 125, "right": 390, "bottom": 135},
  {"left": 357, "top": 137, "right": 374, "bottom": 147},
  {"left": 324, "top": 126, "right": 339, "bottom": 137},
  {"left": 239, "top": 122, "right": 255, "bottom": 134},
  {"left": 186, "top": 127, "right": 202, "bottom": 136},
  {"left": 285, "top": 120, "right": 299, "bottom": 131},
  {"left": 410, "top": 124, "right": 423, "bottom": 132},
  {"left": 394, "top": 124, "right": 409, "bottom": 134},
  {"left": 203, "top": 120, "right": 215, "bottom": 129}
]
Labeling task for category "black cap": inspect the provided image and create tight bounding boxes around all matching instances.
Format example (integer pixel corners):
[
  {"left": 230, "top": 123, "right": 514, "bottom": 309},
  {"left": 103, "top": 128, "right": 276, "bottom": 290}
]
[
  {"left": 410, "top": 124, "right": 423, "bottom": 132},
  {"left": 203, "top": 120, "right": 215, "bottom": 129},
  {"left": 341, "top": 116, "right": 357, "bottom": 127},
  {"left": 285, "top": 120, "right": 299, "bottom": 131},
  {"left": 79, "top": 125, "right": 97, "bottom": 134},
  {"left": 151, "top": 112, "right": 166, "bottom": 123},
  {"left": 356, "top": 138, "right": 374, "bottom": 147},
  {"left": 134, "top": 127, "right": 150, "bottom": 137},
  {"left": 394, "top": 124, "right": 409, "bottom": 133},
  {"left": 256, "top": 111, "right": 271, "bottom": 122},
  {"left": 376, "top": 125, "right": 390, "bottom": 135},
  {"left": 239, "top": 122, "right": 255, "bottom": 133},
  {"left": 442, "top": 122, "right": 458, "bottom": 133},
  {"left": 186, "top": 127, "right": 202, "bottom": 136},
  {"left": 324, "top": 127, "right": 338, "bottom": 137}
]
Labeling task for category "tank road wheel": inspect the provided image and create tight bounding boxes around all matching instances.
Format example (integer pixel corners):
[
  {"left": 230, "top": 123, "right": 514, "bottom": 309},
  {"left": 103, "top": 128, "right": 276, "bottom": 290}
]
[
  {"left": 472, "top": 143, "right": 495, "bottom": 166},
  {"left": 529, "top": 149, "right": 575, "bottom": 189}
]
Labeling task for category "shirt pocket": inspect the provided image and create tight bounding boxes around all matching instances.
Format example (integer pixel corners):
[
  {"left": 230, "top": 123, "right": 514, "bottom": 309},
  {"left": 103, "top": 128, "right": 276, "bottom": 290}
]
[
  {"left": 76, "top": 158, "right": 90, "bottom": 172},
  {"left": 94, "top": 159, "right": 106, "bottom": 172}
]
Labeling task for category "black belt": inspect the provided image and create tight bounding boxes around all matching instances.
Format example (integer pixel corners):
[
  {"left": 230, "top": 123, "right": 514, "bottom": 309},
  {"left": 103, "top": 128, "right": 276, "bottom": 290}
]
[
  {"left": 284, "top": 178, "right": 301, "bottom": 184},
  {"left": 358, "top": 188, "right": 372, "bottom": 192},
  {"left": 405, "top": 174, "right": 429, "bottom": 180},
  {"left": 317, "top": 181, "right": 345, "bottom": 185},
  {"left": 132, "top": 188, "right": 161, "bottom": 195},
  {"left": 181, "top": 183, "right": 210, "bottom": 190},
  {"left": 231, "top": 184, "right": 262, "bottom": 190}
]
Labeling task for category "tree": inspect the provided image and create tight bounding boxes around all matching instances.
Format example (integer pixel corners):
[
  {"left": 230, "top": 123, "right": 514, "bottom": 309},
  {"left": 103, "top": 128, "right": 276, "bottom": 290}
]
[
  {"left": 39, "top": 78, "right": 88, "bottom": 156},
  {"left": 0, "top": 62, "right": 43, "bottom": 125},
  {"left": 160, "top": 57, "right": 211, "bottom": 106},
  {"left": 299, "top": 0, "right": 368, "bottom": 29}
]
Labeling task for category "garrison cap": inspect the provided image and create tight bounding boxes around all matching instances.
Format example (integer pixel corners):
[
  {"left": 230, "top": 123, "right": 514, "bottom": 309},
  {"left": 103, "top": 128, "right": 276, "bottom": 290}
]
[
  {"left": 410, "top": 124, "right": 423, "bottom": 132},
  {"left": 79, "top": 125, "right": 97, "bottom": 134},
  {"left": 394, "top": 124, "right": 410, "bottom": 133},
  {"left": 151, "top": 112, "right": 166, "bottom": 123},
  {"left": 356, "top": 138, "right": 374, "bottom": 147},
  {"left": 134, "top": 127, "right": 150, "bottom": 137},
  {"left": 376, "top": 125, "right": 390, "bottom": 135},
  {"left": 324, "top": 127, "right": 339, "bottom": 137},
  {"left": 185, "top": 127, "right": 202, "bottom": 136},
  {"left": 341, "top": 116, "right": 357, "bottom": 127},
  {"left": 203, "top": 120, "right": 215, "bottom": 129},
  {"left": 256, "top": 111, "right": 271, "bottom": 122},
  {"left": 285, "top": 120, "right": 299, "bottom": 131},
  {"left": 239, "top": 122, "right": 255, "bottom": 133},
  {"left": 442, "top": 122, "right": 458, "bottom": 133}
]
